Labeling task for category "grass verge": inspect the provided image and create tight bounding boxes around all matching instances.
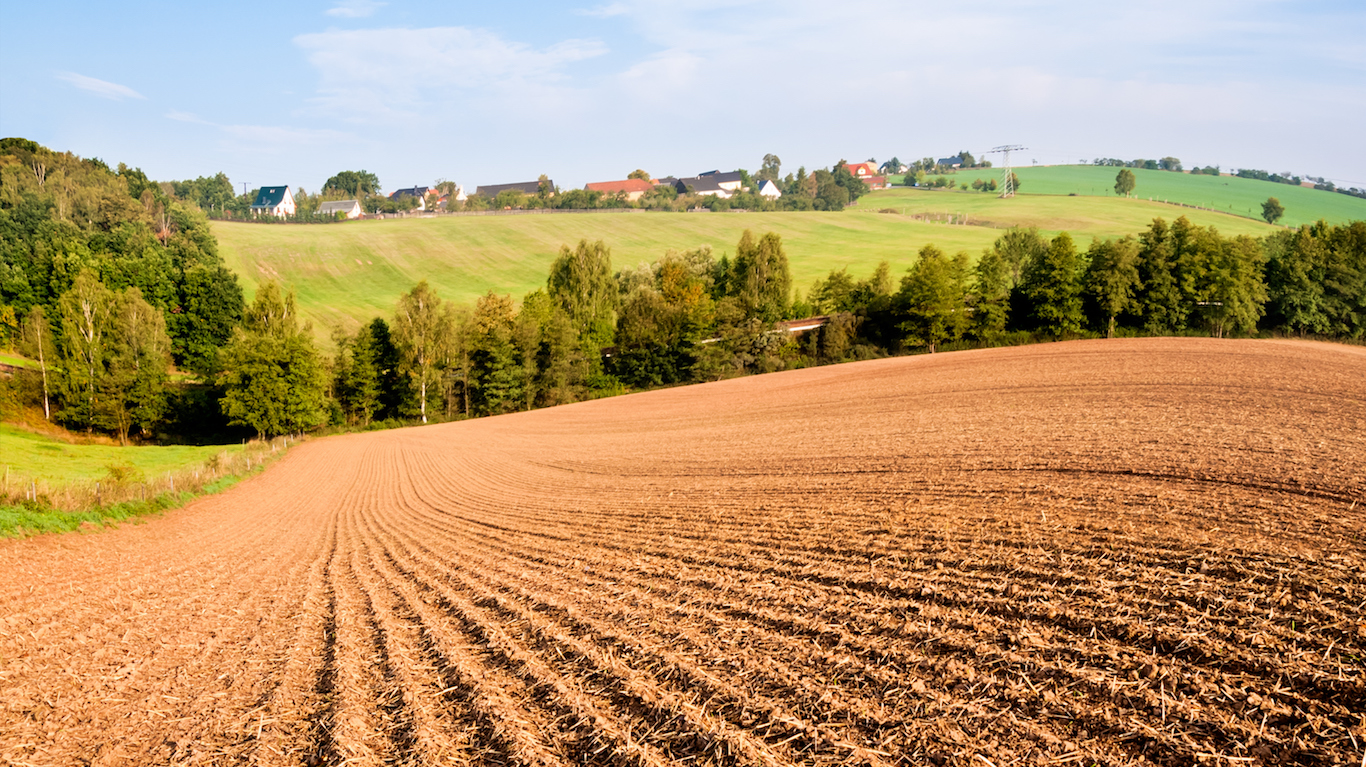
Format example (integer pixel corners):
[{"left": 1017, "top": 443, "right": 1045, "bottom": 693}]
[{"left": 0, "top": 435, "right": 297, "bottom": 538}]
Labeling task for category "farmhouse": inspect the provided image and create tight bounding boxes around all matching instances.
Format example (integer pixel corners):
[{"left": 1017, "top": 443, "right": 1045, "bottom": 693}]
[
  {"left": 390, "top": 186, "right": 433, "bottom": 211},
  {"left": 844, "top": 162, "right": 888, "bottom": 189},
  {"left": 317, "top": 199, "right": 363, "bottom": 219},
  {"left": 673, "top": 171, "right": 744, "bottom": 198},
  {"left": 937, "top": 156, "right": 964, "bottom": 168},
  {"left": 585, "top": 178, "right": 655, "bottom": 201},
  {"left": 757, "top": 179, "right": 783, "bottom": 198},
  {"left": 250, "top": 186, "right": 296, "bottom": 217},
  {"left": 476, "top": 180, "right": 552, "bottom": 197}
]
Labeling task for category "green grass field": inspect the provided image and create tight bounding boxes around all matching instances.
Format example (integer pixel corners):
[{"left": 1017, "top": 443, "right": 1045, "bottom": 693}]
[
  {"left": 0, "top": 425, "right": 242, "bottom": 486},
  {"left": 916, "top": 165, "right": 1366, "bottom": 228},
  {"left": 214, "top": 191, "right": 1281, "bottom": 336}
]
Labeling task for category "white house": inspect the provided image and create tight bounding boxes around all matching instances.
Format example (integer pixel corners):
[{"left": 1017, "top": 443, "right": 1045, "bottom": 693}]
[
  {"left": 757, "top": 179, "right": 783, "bottom": 199},
  {"left": 250, "top": 186, "right": 296, "bottom": 217},
  {"left": 318, "top": 199, "right": 363, "bottom": 219}
]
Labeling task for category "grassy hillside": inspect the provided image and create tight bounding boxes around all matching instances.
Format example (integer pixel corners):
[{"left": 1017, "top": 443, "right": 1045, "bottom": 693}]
[
  {"left": 215, "top": 195, "right": 1275, "bottom": 335},
  {"left": 0, "top": 424, "right": 243, "bottom": 485},
  {"left": 927, "top": 165, "right": 1366, "bottom": 228}
]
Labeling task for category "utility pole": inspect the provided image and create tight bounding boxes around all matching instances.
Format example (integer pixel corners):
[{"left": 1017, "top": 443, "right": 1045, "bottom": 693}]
[{"left": 985, "top": 145, "right": 1027, "bottom": 198}]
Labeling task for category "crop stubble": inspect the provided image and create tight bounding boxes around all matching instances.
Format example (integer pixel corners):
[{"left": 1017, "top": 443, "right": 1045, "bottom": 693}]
[{"left": 0, "top": 338, "right": 1363, "bottom": 766}]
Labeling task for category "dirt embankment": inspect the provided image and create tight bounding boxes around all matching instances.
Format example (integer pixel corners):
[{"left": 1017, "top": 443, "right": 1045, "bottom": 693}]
[{"left": 1, "top": 338, "right": 1363, "bottom": 766}]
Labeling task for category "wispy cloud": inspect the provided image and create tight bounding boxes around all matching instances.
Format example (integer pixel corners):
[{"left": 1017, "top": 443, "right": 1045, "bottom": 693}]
[
  {"left": 326, "top": 0, "right": 386, "bottom": 18},
  {"left": 165, "top": 110, "right": 212, "bottom": 124},
  {"left": 574, "top": 3, "right": 630, "bottom": 17},
  {"left": 55, "top": 72, "right": 145, "bottom": 101}
]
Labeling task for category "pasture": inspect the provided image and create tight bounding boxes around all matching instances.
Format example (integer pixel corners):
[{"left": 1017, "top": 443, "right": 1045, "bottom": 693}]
[
  {"left": 213, "top": 193, "right": 1273, "bottom": 336},
  {"left": 918, "top": 164, "right": 1366, "bottom": 228}
]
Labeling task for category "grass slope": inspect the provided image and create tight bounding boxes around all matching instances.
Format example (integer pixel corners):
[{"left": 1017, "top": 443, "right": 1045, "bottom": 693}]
[
  {"left": 0, "top": 424, "right": 242, "bottom": 485},
  {"left": 937, "top": 165, "right": 1366, "bottom": 228},
  {"left": 215, "top": 194, "right": 1275, "bottom": 335}
]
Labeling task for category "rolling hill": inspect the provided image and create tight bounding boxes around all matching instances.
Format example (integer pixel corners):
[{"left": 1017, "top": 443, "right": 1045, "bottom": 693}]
[
  {"left": 910, "top": 164, "right": 1366, "bottom": 228},
  {"left": 214, "top": 191, "right": 1280, "bottom": 336}
]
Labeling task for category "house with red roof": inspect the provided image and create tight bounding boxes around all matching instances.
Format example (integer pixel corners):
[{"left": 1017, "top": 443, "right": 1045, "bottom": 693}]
[
  {"left": 585, "top": 178, "right": 655, "bottom": 201},
  {"left": 843, "top": 161, "right": 887, "bottom": 190}
]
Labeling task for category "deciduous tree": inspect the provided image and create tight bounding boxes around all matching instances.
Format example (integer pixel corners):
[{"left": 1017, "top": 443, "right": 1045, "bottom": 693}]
[
  {"left": 393, "top": 281, "right": 453, "bottom": 424},
  {"left": 1262, "top": 197, "right": 1285, "bottom": 225},
  {"left": 897, "top": 245, "right": 968, "bottom": 352},
  {"left": 1084, "top": 236, "right": 1141, "bottom": 338},
  {"left": 1115, "top": 169, "right": 1136, "bottom": 197},
  {"left": 1020, "top": 232, "right": 1085, "bottom": 336},
  {"left": 218, "top": 282, "right": 327, "bottom": 437}
]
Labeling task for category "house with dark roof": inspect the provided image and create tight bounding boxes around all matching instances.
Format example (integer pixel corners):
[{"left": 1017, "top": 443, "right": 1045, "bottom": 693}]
[
  {"left": 673, "top": 171, "right": 745, "bottom": 198},
  {"left": 389, "top": 186, "right": 434, "bottom": 211},
  {"left": 937, "top": 156, "right": 964, "bottom": 168},
  {"left": 318, "top": 200, "right": 363, "bottom": 219},
  {"left": 585, "top": 178, "right": 655, "bottom": 201},
  {"left": 250, "top": 186, "right": 296, "bottom": 217},
  {"left": 757, "top": 179, "right": 783, "bottom": 198},
  {"left": 475, "top": 180, "right": 553, "bottom": 198}
]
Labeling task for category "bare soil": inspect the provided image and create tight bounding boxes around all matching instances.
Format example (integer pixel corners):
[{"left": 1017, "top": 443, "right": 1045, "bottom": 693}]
[{"left": 1, "top": 338, "right": 1363, "bottom": 767}]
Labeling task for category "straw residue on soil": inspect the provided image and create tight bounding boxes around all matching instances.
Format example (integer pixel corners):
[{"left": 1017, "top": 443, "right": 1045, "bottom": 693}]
[{"left": 1, "top": 338, "right": 1363, "bottom": 766}]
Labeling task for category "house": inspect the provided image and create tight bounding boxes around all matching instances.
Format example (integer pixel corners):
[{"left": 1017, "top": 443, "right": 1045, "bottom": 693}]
[
  {"left": 842, "top": 162, "right": 887, "bottom": 188},
  {"left": 585, "top": 178, "right": 655, "bottom": 201},
  {"left": 673, "top": 171, "right": 744, "bottom": 198},
  {"left": 317, "top": 199, "right": 363, "bottom": 219},
  {"left": 879, "top": 160, "right": 908, "bottom": 175},
  {"left": 390, "top": 186, "right": 434, "bottom": 211},
  {"left": 250, "top": 186, "right": 296, "bottom": 217},
  {"left": 475, "top": 180, "right": 553, "bottom": 197},
  {"left": 937, "top": 156, "right": 963, "bottom": 169},
  {"left": 757, "top": 179, "right": 783, "bottom": 199},
  {"left": 698, "top": 170, "right": 744, "bottom": 192},
  {"left": 845, "top": 162, "right": 879, "bottom": 178}
]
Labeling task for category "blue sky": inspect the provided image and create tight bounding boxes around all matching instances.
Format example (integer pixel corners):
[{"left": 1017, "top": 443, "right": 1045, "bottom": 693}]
[{"left": 4, "top": 1, "right": 1364, "bottom": 193}]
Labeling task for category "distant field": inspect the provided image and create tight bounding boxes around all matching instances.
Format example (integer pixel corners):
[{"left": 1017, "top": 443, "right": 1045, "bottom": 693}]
[
  {"left": 214, "top": 194, "right": 1271, "bottom": 335},
  {"left": 0, "top": 425, "right": 242, "bottom": 486},
  {"left": 929, "top": 165, "right": 1366, "bottom": 228},
  {"left": 217, "top": 213, "right": 991, "bottom": 335}
]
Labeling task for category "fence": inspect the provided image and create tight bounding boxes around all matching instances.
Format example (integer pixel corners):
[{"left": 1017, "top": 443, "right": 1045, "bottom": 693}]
[{"left": 1, "top": 435, "right": 301, "bottom": 512}]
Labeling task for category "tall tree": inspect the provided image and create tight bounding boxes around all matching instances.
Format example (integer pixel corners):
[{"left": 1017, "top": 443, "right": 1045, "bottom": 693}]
[
  {"left": 56, "top": 270, "right": 114, "bottom": 430},
  {"left": 1020, "top": 232, "right": 1086, "bottom": 336},
  {"left": 988, "top": 226, "right": 1048, "bottom": 289},
  {"left": 1262, "top": 197, "right": 1285, "bottom": 225},
  {"left": 392, "top": 281, "right": 452, "bottom": 424},
  {"left": 1115, "top": 169, "right": 1136, "bottom": 197},
  {"left": 732, "top": 230, "right": 792, "bottom": 322},
  {"left": 333, "top": 322, "right": 381, "bottom": 425},
  {"left": 757, "top": 154, "right": 782, "bottom": 183},
  {"left": 218, "top": 282, "right": 327, "bottom": 437},
  {"left": 1264, "top": 225, "right": 1329, "bottom": 335},
  {"left": 970, "top": 247, "right": 1013, "bottom": 339},
  {"left": 322, "top": 170, "right": 380, "bottom": 197},
  {"left": 18, "top": 305, "right": 55, "bottom": 420},
  {"left": 1135, "top": 218, "right": 1187, "bottom": 333},
  {"left": 548, "top": 239, "right": 618, "bottom": 348},
  {"left": 897, "top": 245, "right": 968, "bottom": 352},
  {"left": 1195, "top": 235, "right": 1267, "bottom": 338},
  {"left": 102, "top": 286, "right": 171, "bottom": 443},
  {"left": 469, "top": 292, "right": 523, "bottom": 415},
  {"left": 1084, "top": 236, "right": 1141, "bottom": 338}
]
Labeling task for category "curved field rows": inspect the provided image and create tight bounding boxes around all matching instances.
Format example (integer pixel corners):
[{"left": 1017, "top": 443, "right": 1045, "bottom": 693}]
[{"left": 2, "top": 338, "right": 1364, "bottom": 767}]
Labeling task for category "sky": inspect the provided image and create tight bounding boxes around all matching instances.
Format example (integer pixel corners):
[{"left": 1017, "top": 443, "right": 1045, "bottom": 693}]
[{"left": 3, "top": 1, "right": 1365, "bottom": 194}]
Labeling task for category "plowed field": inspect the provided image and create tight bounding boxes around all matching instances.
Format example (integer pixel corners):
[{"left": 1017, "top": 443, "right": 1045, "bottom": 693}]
[{"left": 2, "top": 338, "right": 1364, "bottom": 767}]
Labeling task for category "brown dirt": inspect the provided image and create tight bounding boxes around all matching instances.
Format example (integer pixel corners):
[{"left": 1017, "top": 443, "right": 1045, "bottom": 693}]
[{"left": 1, "top": 337, "right": 1363, "bottom": 767}]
